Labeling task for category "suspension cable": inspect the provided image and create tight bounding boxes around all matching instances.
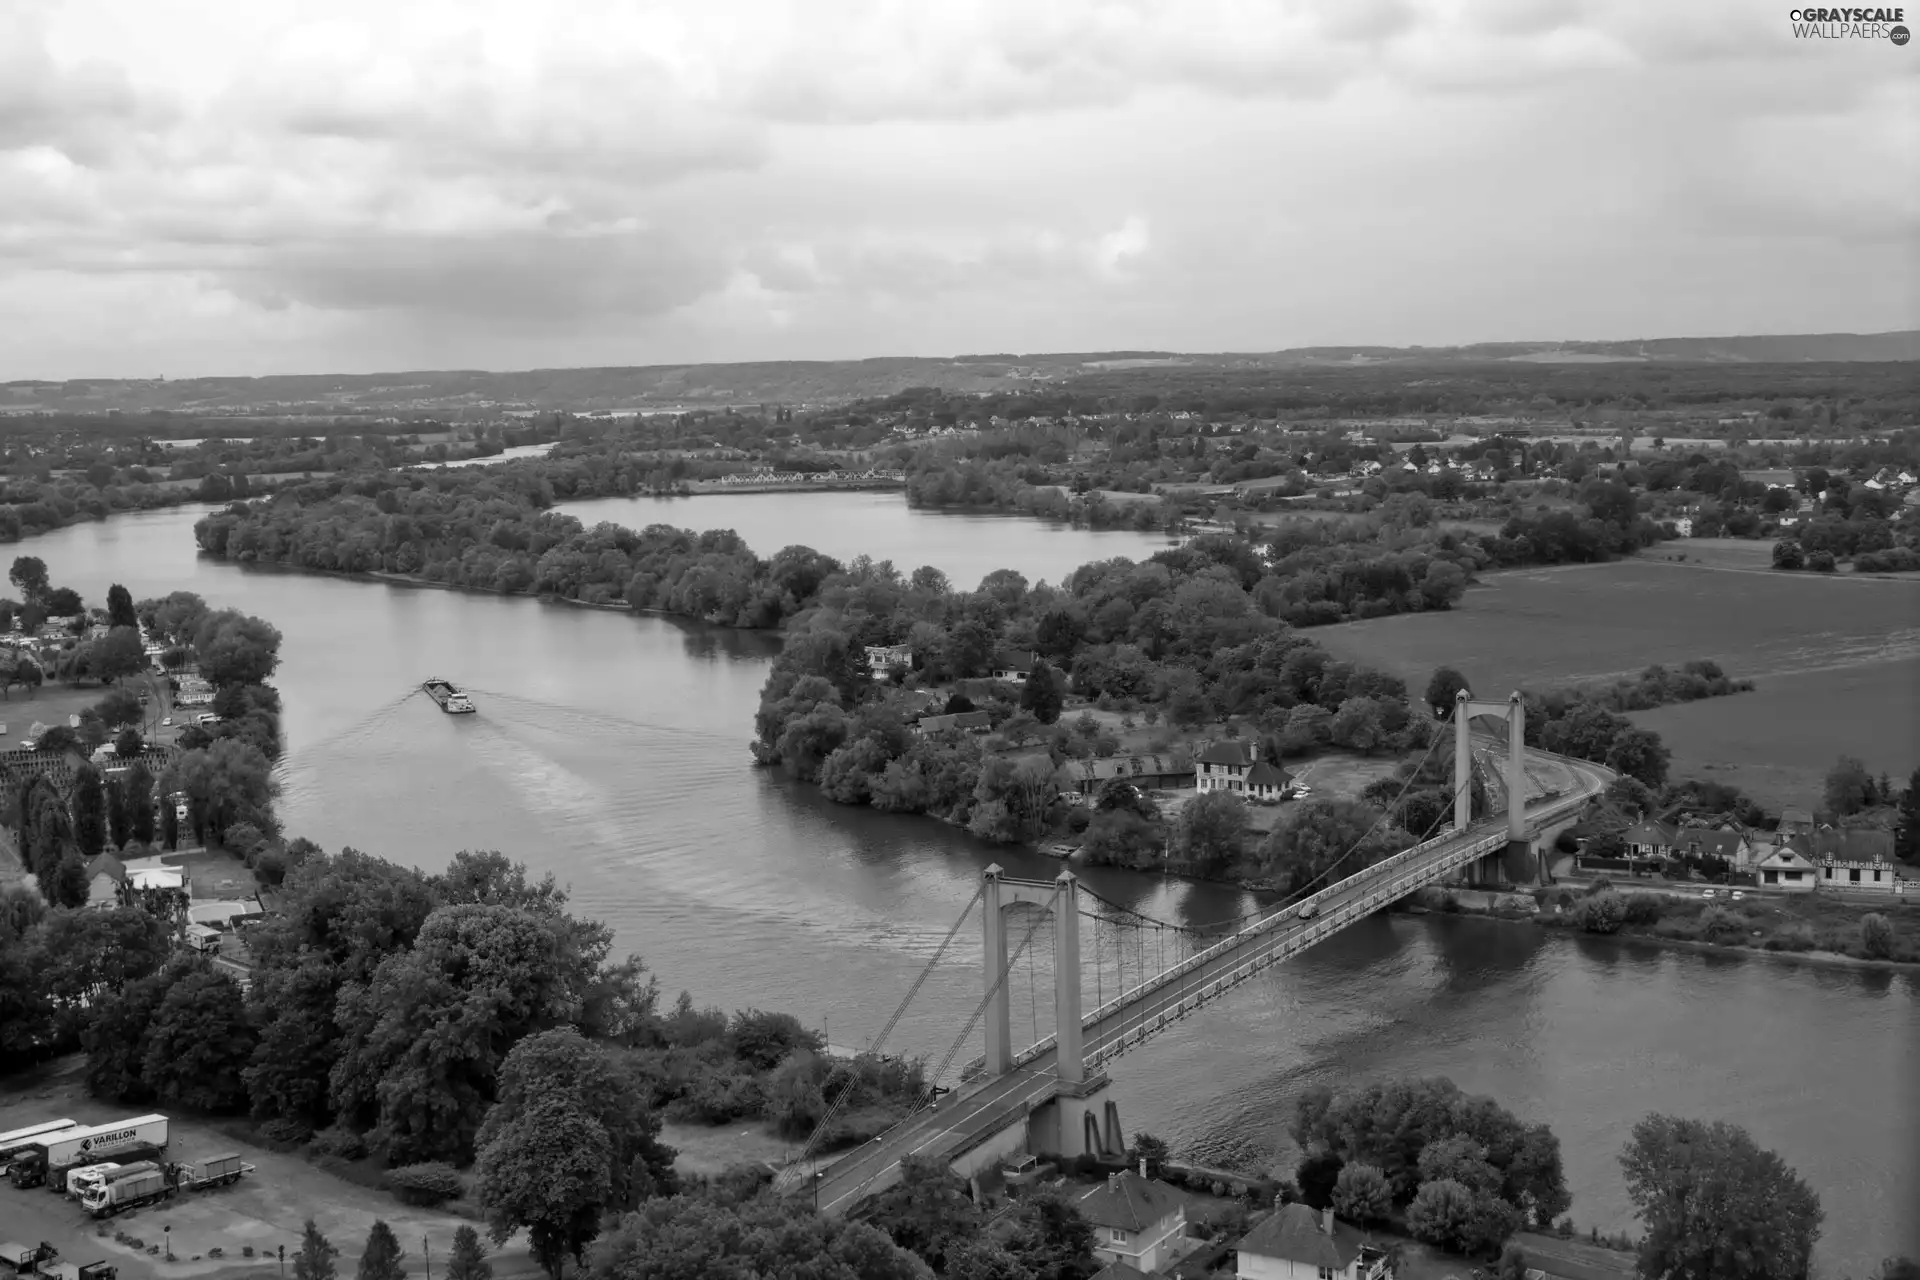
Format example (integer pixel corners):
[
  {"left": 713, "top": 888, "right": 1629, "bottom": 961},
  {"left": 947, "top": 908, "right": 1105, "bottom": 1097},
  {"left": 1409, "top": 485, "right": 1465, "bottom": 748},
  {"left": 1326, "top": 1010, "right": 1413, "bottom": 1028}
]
[
  {"left": 1026, "top": 930, "right": 1039, "bottom": 1048},
  {"left": 797, "top": 883, "right": 985, "bottom": 1167},
  {"left": 839, "top": 886, "right": 1061, "bottom": 1208}
]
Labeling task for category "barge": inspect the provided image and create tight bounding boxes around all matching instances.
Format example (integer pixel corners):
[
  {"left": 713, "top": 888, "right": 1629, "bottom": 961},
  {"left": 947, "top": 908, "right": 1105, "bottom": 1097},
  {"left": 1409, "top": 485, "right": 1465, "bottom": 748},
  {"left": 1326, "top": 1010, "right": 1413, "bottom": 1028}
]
[{"left": 422, "top": 678, "right": 476, "bottom": 714}]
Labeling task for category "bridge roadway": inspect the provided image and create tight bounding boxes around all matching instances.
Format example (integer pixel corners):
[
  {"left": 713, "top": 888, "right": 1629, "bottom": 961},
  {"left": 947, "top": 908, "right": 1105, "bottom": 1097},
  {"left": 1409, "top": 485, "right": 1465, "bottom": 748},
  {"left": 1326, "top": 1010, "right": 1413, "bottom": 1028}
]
[{"left": 808, "top": 749, "right": 1611, "bottom": 1216}]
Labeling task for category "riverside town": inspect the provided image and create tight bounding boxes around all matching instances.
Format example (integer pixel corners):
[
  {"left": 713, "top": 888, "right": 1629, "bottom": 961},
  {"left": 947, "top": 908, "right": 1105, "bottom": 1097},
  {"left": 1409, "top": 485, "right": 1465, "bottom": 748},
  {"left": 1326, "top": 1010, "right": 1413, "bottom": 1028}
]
[{"left": 0, "top": 6, "right": 1914, "bottom": 1280}]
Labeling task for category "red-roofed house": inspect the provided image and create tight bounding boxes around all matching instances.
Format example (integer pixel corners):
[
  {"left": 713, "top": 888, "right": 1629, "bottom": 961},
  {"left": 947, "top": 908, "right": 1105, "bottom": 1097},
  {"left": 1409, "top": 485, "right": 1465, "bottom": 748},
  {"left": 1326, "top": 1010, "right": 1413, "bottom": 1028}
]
[
  {"left": 1235, "top": 1204, "right": 1390, "bottom": 1280},
  {"left": 1077, "top": 1166, "right": 1190, "bottom": 1274},
  {"left": 1195, "top": 740, "right": 1292, "bottom": 802}
]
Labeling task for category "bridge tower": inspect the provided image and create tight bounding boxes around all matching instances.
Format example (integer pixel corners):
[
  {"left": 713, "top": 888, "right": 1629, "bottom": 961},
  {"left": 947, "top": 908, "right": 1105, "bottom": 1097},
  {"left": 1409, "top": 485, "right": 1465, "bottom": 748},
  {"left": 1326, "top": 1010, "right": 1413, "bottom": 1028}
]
[
  {"left": 979, "top": 866, "right": 1121, "bottom": 1161},
  {"left": 1453, "top": 688, "right": 1532, "bottom": 882}
]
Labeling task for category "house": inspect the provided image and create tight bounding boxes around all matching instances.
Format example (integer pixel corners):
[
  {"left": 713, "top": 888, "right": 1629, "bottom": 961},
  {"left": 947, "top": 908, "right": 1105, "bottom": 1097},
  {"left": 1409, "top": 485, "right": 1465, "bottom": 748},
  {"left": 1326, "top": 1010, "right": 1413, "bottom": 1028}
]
[
  {"left": 863, "top": 643, "right": 913, "bottom": 681},
  {"left": 1070, "top": 754, "right": 1190, "bottom": 797},
  {"left": 1090, "top": 1264, "right": 1151, "bottom": 1280},
  {"left": 1670, "top": 516, "right": 1694, "bottom": 537},
  {"left": 1077, "top": 1166, "right": 1189, "bottom": 1275},
  {"left": 1795, "top": 828, "right": 1902, "bottom": 893},
  {"left": 916, "top": 710, "right": 992, "bottom": 735},
  {"left": 1777, "top": 807, "right": 1816, "bottom": 837},
  {"left": 1670, "top": 826, "right": 1754, "bottom": 871},
  {"left": 1750, "top": 840, "right": 1819, "bottom": 892},
  {"left": 81, "top": 852, "right": 126, "bottom": 909},
  {"left": 1622, "top": 821, "right": 1678, "bottom": 859},
  {"left": 1235, "top": 1204, "right": 1390, "bottom": 1280},
  {"left": 990, "top": 650, "right": 1037, "bottom": 684},
  {"left": 1195, "top": 740, "right": 1291, "bottom": 801}
]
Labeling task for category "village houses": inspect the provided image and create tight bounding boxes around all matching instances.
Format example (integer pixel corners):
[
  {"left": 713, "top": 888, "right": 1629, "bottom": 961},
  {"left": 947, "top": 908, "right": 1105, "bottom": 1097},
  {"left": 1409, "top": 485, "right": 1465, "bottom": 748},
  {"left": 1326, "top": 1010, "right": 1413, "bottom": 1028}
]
[
  {"left": 1195, "top": 739, "right": 1292, "bottom": 802},
  {"left": 1077, "top": 1166, "right": 1191, "bottom": 1275},
  {"left": 1235, "top": 1204, "right": 1391, "bottom": 1280}
]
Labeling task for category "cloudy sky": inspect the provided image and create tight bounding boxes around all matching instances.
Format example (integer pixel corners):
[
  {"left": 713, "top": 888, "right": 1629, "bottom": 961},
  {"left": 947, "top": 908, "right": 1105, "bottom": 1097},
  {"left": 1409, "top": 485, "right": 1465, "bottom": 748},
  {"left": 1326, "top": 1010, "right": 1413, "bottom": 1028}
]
[{"left": 2, "top": 0, "right": 1914, "bottom": 379}]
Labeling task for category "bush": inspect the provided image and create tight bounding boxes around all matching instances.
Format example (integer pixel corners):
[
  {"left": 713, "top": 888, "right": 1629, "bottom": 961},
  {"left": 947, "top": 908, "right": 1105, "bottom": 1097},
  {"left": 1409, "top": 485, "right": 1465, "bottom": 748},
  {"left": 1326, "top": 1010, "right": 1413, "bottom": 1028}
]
[
  {"left": 310, "top": 1125, "right": 367, "bottom": 1160},
  {"left": 1574, "top": 891, "right": 1626, "bottom": 935},
  {"left": 1620, "top": 894, "right": 1663, "bottom": 926},
  {"left": 388, "top": 1161, "right": 464, "bottom": 1207},
  {"left": 1859, "top": 913, "right": 1894, "bottom": 959},
  {"left": 1697, "top": 906, "right": 1747, "bottom": 943},
  {"left": 260, "top": 1117, "right": 313, "bottom": 1146}
]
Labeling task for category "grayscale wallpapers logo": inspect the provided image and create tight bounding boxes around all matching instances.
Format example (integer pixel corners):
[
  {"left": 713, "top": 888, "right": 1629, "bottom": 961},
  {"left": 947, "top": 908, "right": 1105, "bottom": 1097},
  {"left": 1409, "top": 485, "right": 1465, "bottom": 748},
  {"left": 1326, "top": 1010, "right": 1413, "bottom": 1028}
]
[{"left": 1789, "top": 6, "right": 1910, "bottom": 39}]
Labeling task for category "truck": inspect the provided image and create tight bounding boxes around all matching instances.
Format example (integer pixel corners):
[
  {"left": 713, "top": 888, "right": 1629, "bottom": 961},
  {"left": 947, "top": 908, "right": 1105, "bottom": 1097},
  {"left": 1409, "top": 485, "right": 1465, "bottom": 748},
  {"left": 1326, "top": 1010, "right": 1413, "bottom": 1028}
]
[
  {"left": 7, "top": 1116, "right": 168, "bottom": 1191},
  {"left": 170, "top": 1153, "right": 253, "bottom": 1191},
  {"left": 0, "top": 1244, "right": 53, "bottom": 1276},
  {"left": 0, "top": 1122, "right": 77, "bottom": 1172},
  {"left": 78, "top": 1166, "right": 176, "bottom": 1218},
  {"left": 67, "top": 1161, "right": 161, "bottom": 1201},
  {"left": 34, "top": 1263, "right": 113, "bottom": 1280}
]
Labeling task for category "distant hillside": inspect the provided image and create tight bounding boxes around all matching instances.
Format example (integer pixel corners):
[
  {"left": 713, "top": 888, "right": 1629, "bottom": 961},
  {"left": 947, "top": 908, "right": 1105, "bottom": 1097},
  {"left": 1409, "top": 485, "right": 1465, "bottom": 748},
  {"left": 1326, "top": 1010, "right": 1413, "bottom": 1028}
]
[{"left": 4, "top": 331, "right": 1911, "bottom": 415}]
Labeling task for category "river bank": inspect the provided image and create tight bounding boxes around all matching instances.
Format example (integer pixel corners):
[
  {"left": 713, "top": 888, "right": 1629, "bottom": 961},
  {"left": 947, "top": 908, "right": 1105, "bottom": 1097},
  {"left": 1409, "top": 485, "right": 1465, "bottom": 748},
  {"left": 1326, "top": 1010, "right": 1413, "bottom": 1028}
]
[{"left": 1406, "top": 884, "right": 1920, "bottom": 970}]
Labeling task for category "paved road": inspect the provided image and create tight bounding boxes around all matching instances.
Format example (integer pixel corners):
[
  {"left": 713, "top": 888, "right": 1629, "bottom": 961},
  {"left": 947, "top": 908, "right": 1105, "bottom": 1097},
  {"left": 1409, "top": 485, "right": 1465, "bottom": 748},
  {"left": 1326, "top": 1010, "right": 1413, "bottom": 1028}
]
[{"left": 809, "top": 750, "right": 1611, "bottom": 1215}]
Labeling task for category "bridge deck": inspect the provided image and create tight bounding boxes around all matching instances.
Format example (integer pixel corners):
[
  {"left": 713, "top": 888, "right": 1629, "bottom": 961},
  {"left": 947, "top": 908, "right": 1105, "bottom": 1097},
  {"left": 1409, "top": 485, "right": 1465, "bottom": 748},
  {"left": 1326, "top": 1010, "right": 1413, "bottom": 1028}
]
[{"left": 803, "top": 750, "right": 1609, "bottom": 1216}]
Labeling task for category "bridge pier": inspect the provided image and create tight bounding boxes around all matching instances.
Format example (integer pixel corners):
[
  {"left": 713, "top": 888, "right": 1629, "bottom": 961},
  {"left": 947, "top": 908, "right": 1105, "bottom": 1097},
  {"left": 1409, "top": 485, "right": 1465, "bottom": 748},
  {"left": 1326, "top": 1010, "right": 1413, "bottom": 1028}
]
[
  {"left": 1027, "top": 1073, "right": 1121, "bottom": 1161},
  {"left": 1453, "top": 688, "right": 1526, "bottom": 839},
  {"left": 981, "top": 866, "right": 1088, "bottom": 1084}
]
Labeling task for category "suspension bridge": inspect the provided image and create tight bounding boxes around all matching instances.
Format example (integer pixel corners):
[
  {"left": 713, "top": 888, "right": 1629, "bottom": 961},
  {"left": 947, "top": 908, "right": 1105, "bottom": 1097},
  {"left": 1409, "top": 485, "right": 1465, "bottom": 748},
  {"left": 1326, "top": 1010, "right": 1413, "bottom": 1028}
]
[{"left": 785, "top": 690, "right": 1614, "bottom": 1216}]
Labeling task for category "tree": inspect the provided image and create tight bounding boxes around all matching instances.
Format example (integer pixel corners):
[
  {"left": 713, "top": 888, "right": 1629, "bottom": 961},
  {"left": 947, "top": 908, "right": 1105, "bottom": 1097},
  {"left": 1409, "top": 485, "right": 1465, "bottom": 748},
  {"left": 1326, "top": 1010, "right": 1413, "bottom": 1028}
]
[
  {"left": 193, "top": 609, "right": 284, "bottom": 687},
  {"left": 92, "top": 626, "right": 147, "bottom": 683},
  {"left": 294, "top": 1221, "right": 340, "bottom": 1280},
  {"left": 43, "top": 586, "right": 83, "bottom": 616},
  {"left": 47, "top": 854, "right": 89, "bottom": 909},
  {"left": 1180, "top": 790, "right": 1248, "bottom": 874},
  {"left": 1426, "top": 667, "right": 1470, "bottom": 719},
  {"left": 1019, "top": 659, "right": 1067, "bottom": 724},
  {"left": 1406, "top": 1178, "right": 1477, "bottom": 1250},
  {"left": 443, "top": 1228, "right": 491, "bottom": 1280},
  {"left": 1824, "top": 756, "right": 1874, "bottom": 817},
  {"left": 96, "top": 686, "right": 145, "bottom": 728},
  {"left": 477, "top": 1027, "right": 676, "bottom": 1212},
  {"left": 1859, "top": 913, "right": 1894, "bottom": 960},
  {"left": 589, "top": 1194, "right": 931, "bottom": 1280},
  {"left": 72, "top": 763, "right": 108, "bottom": 859},
  {"left": 1603, "top": 727, "right": 1670, "bottom": 789},
  {"left": 476, "top": 1097, "right": 611, "bottom": 1280},
  {"left": 1127, "top": 1132, "right": 1170, "bottom": 1179},
  {"left": 9, "top": 556, "right": 49, "bottom": 601},
  {"left": 1296, "top": 1150, "right": 1345, "bottom": 1210},
  {"left": 115, "top": 726, "right": 144, "bottom": 759},
  {"left": 864, "top": 1155, "right": 983, "bottom": 1272},
  {"left": 1772, "top": 539, "right": 1805, "bottom": 570},
  {"left": 142, "top": 963, "right": 258, "bottom": 1111},
  {"left": 356, "top": 1222, "right": 406, "bottom": 1280},
  {"left": 1331, "top": 1162, "right": 1393, "bottom": 1225},
  {"left": 1619, "top": 1114, "right": 1823, "bottom": 1280},
  {"left": 106, "top": 583, "right": 138, "bottom": 630}
]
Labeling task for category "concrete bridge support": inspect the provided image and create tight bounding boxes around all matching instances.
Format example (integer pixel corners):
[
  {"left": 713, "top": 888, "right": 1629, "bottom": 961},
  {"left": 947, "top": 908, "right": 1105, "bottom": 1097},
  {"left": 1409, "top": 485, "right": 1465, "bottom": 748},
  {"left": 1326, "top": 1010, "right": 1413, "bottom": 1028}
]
[
  {"left": 1453, "top": 688, "right": 1527, "bottom": 847},
  {"left": 981, "top": 866, "right": 1086, "bottom": 1084}
]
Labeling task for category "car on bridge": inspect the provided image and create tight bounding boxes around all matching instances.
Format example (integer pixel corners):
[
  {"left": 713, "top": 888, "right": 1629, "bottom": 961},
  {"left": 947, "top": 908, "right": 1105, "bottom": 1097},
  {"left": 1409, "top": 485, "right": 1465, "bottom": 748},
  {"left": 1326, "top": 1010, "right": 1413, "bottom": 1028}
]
[{"left": 1298, "top": 901, "right": 1319, "bottom": 920}]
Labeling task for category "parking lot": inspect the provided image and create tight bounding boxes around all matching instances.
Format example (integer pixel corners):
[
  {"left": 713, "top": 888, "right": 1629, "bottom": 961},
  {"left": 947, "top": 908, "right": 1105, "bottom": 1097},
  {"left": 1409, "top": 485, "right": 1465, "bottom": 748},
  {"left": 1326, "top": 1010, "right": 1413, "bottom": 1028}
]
[{"left": 0, "top": 1061, "right": 538, "bottom": 1280}]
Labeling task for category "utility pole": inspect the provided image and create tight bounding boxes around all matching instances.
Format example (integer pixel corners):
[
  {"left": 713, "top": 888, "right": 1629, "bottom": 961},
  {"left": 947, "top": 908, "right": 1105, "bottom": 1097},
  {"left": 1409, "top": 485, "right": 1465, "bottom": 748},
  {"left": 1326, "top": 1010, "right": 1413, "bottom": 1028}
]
[{"left": 422, "top": 1236, "right": 430, "bottom": 1280}]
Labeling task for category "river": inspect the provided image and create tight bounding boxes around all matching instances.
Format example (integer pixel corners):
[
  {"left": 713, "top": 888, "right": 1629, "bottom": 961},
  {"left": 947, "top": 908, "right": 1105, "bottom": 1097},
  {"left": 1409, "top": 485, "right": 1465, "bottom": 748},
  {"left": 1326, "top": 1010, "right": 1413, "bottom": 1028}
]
[{"left": 22, "top": 497, "right": 1918, "bottom": 1272}]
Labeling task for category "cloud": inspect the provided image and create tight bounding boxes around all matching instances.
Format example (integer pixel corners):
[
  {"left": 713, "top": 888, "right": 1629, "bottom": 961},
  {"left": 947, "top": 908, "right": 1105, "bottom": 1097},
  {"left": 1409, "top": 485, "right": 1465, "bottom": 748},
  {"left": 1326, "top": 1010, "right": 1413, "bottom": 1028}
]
[{"left": 0, "top": 0, "right": 1912, "bottom": 378}]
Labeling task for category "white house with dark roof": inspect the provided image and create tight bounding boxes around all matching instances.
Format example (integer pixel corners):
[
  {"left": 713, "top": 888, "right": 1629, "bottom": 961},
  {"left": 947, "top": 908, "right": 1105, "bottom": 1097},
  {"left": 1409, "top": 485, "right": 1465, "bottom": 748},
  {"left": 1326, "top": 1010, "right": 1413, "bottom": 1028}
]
[
  {"left": 1077, "top": 1166, "right": 1189, "bottom": 1275},
  {"left": 1750, "top": 839, "right": 1819, "bottom": 892},
  {"left": 1194, "top": 740, "right": 1291, "bottom": 801},
  {"left": 990, "top": 650, "right": 1036, "bottom": 684},
  {"left": 1235, "top": 1204, "right": 1390, "bottom": 1280}
]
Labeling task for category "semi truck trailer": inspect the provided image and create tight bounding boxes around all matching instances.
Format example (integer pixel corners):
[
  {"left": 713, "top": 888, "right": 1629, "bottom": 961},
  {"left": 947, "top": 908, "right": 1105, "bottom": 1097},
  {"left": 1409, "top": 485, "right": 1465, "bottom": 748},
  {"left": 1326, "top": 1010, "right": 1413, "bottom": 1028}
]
[{"left": 7, "top": 1117, "right": 168, "bottom": 1191}]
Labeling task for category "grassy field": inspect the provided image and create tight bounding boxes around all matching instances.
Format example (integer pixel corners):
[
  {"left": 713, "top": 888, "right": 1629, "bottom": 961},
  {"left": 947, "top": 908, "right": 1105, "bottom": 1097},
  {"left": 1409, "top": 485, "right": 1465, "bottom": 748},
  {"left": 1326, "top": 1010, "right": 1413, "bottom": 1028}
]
[{"left": 1314, "top": 558, "right": 1920, "bottom": 808}]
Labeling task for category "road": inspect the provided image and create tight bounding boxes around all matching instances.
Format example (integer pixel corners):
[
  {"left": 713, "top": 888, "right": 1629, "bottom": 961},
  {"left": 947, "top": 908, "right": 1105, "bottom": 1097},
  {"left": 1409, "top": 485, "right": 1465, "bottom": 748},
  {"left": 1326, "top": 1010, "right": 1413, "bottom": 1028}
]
[{"left": 809, "top": 750, "right": 1612, "bottom": 1215}]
